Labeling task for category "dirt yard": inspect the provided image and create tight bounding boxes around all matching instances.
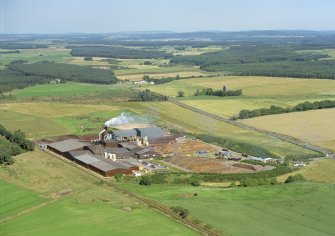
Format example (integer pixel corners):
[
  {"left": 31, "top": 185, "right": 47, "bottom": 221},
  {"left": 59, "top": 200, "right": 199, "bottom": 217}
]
[
  {"left": 155, "top": 138, "right": 218, "bottom": 156},
  {"left": 166, "top": 156, "right": 273, "bottom": 173}
]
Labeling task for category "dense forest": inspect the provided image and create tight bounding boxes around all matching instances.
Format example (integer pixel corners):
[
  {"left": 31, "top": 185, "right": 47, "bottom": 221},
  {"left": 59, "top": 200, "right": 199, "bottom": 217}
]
[
  {"left": 238, "top": 100, "right": 335, "bottom": 119},
  {"left": 67, "top": 46, "right": 172, "bottom": 59},
  {"left": 0, "top": 42, "right": 48, "bottom": 49},
  {"left": 0, "top": 124, "right": 34, "bottom": 165},
  {"left": 170, "top": 45, "right": 335, "bottom": 79},
  {"left": 7, "top": 61, "right": 119, "bottom": 85}
]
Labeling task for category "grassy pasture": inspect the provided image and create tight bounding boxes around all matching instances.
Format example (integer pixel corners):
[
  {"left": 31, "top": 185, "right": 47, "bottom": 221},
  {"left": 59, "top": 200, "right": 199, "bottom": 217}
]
[
  {"left": 296, "top": 49, "right": 335, "bottom": 60},
  {"left": 10, "top": 82, "right": 132, "bottom": 99},
  {"left": 0, "top": 47, "right": 71, "bottom": 69},
  {"left": 121, "top": 182, "right": 335, "bottom": 236},
  {"left": 149, "top": 76, "right": 335, "bottom": 97},
  {"left": 0, "top": 103, "right": 123, "bottom": 138},
  {"left": 0, "top": 179, "right": 46, "bottom": 219},
  {"left": 0, "top": 150, "right": 199, "bottom": 236},
  {"left": 277, "top": 159, "right": 335, "bottom": 183},
  {"left": 242, "top": 108, "right": 335, "bottom": 151}
]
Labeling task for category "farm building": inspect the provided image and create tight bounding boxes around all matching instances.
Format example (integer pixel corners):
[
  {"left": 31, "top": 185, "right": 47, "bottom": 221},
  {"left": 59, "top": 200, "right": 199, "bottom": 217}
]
[
  {"left": 47, "top": 139, "right": 88, "bottom": 160},
  {"left": 135, "top": 148, "right": 161, "bottom": 159},
  {"left": 104, "top": 147, "right": 134, "bottom": 158},
  {"left": 73, "top": 153, "right": 100, "bottom": 168}
]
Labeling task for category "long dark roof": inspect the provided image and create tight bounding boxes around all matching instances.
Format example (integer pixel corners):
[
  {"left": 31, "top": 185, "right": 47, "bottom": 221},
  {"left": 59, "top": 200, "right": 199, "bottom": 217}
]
[
  {"left": 74, "top": 153, "right": 100, "bottom": 164},
  {"left": 135, "top": 127, "right": 164, "bottom": 138},
  {"left": 47, "top": 139, "right": 88, "bottom": 152}
]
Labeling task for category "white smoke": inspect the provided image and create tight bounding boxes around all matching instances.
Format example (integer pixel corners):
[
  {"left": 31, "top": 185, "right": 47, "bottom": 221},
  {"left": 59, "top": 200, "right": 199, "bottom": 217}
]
[{"left": 104, "top": 112, "right": 137, "bottom": 127}]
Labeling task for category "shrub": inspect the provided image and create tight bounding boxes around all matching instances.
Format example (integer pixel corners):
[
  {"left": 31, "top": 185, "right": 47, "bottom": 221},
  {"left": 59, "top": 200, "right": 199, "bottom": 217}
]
[
  {"left": 171, "top": 206, "right": 190, "bottom": 219},
  {"left": 285, "top": 174, "right": 306, "bottom": 183},
  {"left": 139, "top": 176, "right": 152, "bottom": 185}
]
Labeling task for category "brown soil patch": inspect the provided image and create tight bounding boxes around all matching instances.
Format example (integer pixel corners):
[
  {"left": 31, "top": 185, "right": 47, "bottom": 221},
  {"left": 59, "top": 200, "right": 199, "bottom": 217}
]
[{"left": 156, "top": 139, "right": 217, "bottom": 156}]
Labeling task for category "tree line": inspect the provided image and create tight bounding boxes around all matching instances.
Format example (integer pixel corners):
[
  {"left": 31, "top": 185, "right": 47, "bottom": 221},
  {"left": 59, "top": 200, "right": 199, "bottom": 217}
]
[
  {"left": 130, "top": 89, "right": 168, "bottom": 102},
  {"left": 67, "top": 46, "right": 172, "bottom": 59},
  {"left": 142, "top": 74, "right": 181, "bottom": 85},
  {"left": 0, "top": 42, "right": 48, "bottom": 49},
  {"left": 238, "top": 100, "right": 335, "bottom": 119},
  {"left": 194, "top": 86, "right": 242, "bottom": 97},
  {"left": 0, "top": 124, "right": 34, "bottom": 165}
]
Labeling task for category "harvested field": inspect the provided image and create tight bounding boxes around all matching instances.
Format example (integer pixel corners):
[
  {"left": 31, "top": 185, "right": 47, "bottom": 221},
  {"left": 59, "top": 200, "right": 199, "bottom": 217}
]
[
  {"left": 155, "top": 138, "right": 218, "bottom": 156},
  {"left": 166, "top": 156, "right": 271, "bottom": 173}
]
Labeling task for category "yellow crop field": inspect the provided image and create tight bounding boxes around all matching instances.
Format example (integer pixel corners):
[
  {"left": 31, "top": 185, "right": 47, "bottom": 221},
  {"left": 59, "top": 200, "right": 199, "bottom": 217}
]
[
  {"left": 150, "top": 76, "right": 335, "bottom": 97},
  {"left": 242, "top": 108, "right": 335, "bottom": 151}
]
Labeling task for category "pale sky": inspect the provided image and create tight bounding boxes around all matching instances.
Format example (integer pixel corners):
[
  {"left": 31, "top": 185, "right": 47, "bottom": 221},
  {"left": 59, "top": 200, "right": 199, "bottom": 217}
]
[{"left": 1, "top": 0, "right": 335, "bottom": 34}]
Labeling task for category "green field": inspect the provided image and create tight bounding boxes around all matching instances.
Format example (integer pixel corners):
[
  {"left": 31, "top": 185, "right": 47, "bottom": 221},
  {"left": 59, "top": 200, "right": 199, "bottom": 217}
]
[
  {"left": 10, "top": 82, "right": 132, "bottom": 99},
  {"left": 0, "top": 179, "right": 46, "bottom": 219},
  {"left": 0, "top": 47, "right": 71, "bottom": 69},
  {"left": 0, "top": 150, "right": 198, "bottom": 236},
  {"left": 121, "top": 182, "right": 335, "bottom": 236}
]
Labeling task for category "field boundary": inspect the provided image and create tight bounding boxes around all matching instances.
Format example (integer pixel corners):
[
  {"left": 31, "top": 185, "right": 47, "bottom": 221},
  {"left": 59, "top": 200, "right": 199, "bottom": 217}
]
[{"left": 168, "top": 98, "right": 331, "bottom": 156}]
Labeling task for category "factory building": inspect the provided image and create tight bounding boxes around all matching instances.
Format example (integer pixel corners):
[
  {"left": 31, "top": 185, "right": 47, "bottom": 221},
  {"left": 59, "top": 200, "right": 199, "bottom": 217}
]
[
  {"left": 46, "top": 139, "right": 139, "bottom": 176},
  {"left": 110, "top": 127, "right": 164, "bottom": 140},
  {"left": 47, "top": 139, "right": 88, "bottom": 160}
]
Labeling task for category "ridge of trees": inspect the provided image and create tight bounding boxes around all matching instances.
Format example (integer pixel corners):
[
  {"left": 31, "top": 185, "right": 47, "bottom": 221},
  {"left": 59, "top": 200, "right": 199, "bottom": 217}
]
[
  {"left": 238, "top": 100, "right": 335, "bottom": 119},
  {"left": 194, "top": 86, "right": 242, "bottom": 97}
]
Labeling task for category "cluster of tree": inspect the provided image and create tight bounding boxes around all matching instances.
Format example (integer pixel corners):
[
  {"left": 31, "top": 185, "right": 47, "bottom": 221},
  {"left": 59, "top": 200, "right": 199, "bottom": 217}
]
[
  {"left": 240, "top": 177, "right": 278, "bottom": 187},
  {"left": 67, "top": 46, "right": 172, "bottom": 59},
  {"left": 170, "top": 45, "right": 335, "bottom": 79},
  {"left": 0, "top": 125, "right": 34, "bottom": 151},
  {"left": 285, "top": 174, "right": 306, "bottom": 183},
  {"left": 130, "top": 89, "right": 168, "bottom": 102},
  {"left": 7, "top": 61, "right": 119, "bottom": 85},
  {"left": 194, "top": 87, "right": 242, "bottom": 97},
  {"left": 142, "top": 74, "right": 181, "bottom": 85},
  {"left": 238, "top": 100, "right": 335, "bottom": 119},
  {"left": 84, "top": 56, "right": 93, "bottom": 61},
  {"left": 0, "top": 69, "right": 49, "bottom": 93},
  {"left": 0, "top": 125, "right": 34, "bottom": 165},
  {"left": 0, "top": 42, "right": 48, "bottom": 49},
  {"left": 170, "top": 206, "right": 189, "bottom": 219}
]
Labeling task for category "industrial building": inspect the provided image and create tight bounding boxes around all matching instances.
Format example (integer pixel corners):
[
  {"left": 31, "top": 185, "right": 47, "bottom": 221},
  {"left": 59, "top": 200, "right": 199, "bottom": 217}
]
[
  {"left": 46, "top": 139, "right": 139, "bottom": 177},
  {"left": 47, "top": 139, "right": 88, "bottom": 160},
  {"left": 110, "top": 127, "right": 164, "bottom": 140}
]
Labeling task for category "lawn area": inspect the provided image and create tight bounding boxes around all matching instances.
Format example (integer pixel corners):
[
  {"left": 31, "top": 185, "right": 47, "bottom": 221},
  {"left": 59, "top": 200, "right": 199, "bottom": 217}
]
[
  {"left": 241, "top": 109, "right": 335, "bottom": 151},
  {"left": 149, "top": 76, "right": 335, "bottom": 97},
  {"left": 277, "top": 159, "right": 335, "bottom": 183},
  {"left": 123, "top": 102, "right": 318, "bottom": 158},
  {"left": 121, "top": 182, "right": 335, "bottom": 236},
  {"left": 0, "top": 150, "right": 199, "bottom": 236},
  {"left": 0, "top": 179, "right": 46, "bottom": 219}
]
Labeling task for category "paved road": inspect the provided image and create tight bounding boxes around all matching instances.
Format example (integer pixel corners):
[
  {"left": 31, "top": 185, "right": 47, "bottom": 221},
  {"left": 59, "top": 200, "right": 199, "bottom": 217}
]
[{"left": 168, "top": 98, "right": 332, "bottom": 156}]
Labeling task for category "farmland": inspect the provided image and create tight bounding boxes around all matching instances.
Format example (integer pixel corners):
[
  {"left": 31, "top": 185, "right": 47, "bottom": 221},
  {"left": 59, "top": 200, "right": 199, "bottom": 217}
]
[
  {"left": 149, "top": 76, "right": 335, "bottom": 97},
  {"left": 121, "top": 182, "right": 335, "bottom": 236},
  {"left": 242, "top": 109, "right": 335, "bottom": 151},
  {"left": 0, "top": 150, "right": 199, "bottom": 236}
]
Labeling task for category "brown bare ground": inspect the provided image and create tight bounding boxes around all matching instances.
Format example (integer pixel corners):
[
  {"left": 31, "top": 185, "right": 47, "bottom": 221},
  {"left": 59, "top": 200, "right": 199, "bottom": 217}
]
[{"left": 155, "top": 139, "right": 218, "bottom": 156}]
